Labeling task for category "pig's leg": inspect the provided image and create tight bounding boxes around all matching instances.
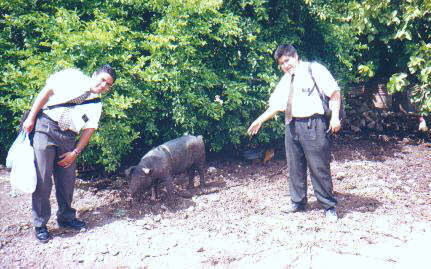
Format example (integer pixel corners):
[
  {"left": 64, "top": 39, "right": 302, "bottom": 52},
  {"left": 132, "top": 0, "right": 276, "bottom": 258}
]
[
  {"left": 150, "top": 185, "right": 157, "bottom": 201},
  {"left": 197, "top": 164, "right": 206, "bottom": 188},
  {"left": 164, "top": 177, "right": 176, "bottom": 204},
  {"left": 150, "top": 180, "right": 161, "bottom": 201},
  {"left": 187, "top": 167, "right": 196, "bottom": 189}
]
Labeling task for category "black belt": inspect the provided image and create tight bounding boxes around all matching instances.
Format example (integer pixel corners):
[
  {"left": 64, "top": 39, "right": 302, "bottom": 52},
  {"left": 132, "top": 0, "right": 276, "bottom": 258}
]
[{"left": 293, "top": 114, "right": 325, "bottom": 121}]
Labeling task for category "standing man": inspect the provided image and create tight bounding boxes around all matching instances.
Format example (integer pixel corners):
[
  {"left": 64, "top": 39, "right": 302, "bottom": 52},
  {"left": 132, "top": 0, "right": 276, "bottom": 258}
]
[
  {"left": 247, "top": 44, "right": 341, "bottom": 220},
  {"left": 22, "top": 64, "right": 116, "bottom": 242}
]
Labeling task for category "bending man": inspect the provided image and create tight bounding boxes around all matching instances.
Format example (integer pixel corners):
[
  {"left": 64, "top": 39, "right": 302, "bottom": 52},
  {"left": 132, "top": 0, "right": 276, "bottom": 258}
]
[{"left": 22, "top": 65, "right": 116, "bottom": 242}]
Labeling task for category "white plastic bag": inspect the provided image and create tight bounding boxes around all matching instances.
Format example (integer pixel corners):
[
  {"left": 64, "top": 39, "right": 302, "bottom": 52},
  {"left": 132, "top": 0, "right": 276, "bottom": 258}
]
[
  {"left": 6, "top": 131, "right": 26, "bottom": 169},
  {"left": 8, "top": 132, "right": 37, "bottom": 193}
]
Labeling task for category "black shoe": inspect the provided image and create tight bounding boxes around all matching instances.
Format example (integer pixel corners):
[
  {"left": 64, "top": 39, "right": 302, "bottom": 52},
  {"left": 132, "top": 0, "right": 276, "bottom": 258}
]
[
  {"left": 325, "top": 207, "right": 338, "bottom": 221},
  {"left": 58, "top": 219, "right": 86, "bottom": 230},
  {"left": 35, "top": 226, "right": 50, "bottom": 243},
  {"left": 281, "top": 202, "right": 306, "bottom": 213}
]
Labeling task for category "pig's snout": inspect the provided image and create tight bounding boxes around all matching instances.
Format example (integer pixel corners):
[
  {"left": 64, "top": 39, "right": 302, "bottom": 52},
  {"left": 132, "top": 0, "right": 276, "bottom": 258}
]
[{"left": 128, "top": 178, "right": 140, "bottom": 195}]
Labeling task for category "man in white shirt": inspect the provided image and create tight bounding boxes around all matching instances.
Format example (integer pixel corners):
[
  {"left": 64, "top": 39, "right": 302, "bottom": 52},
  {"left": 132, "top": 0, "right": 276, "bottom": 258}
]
[
  {"left": 248, "top": 44, "right": 341, "bottom": 221},
  {"left": 22, "top": 64, "right": 116, "bottom": 242}
]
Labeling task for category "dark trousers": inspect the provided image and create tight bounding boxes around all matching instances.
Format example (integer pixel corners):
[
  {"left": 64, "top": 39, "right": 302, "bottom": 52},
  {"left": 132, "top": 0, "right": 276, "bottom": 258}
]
[
  {"left": 285, "top": 115, "right": 337, "bottom": 210},
  {"left": 32, "top": 115, "right": 78, "bottom": 227}
]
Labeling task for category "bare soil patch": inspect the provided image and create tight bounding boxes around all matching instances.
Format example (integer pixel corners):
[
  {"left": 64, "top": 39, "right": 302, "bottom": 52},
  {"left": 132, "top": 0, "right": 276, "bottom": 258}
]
[{"left": 1, "top": 136, "right": 431, "bottom": 268}]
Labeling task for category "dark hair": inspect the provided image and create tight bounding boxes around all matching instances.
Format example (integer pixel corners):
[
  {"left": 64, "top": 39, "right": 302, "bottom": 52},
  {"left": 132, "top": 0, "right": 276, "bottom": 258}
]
[
  {"left": 95, "top": 64, "right": 117, "bottom": 83},
  {"left": 273, "top": 44, "right": 298, "bottom": 62}
]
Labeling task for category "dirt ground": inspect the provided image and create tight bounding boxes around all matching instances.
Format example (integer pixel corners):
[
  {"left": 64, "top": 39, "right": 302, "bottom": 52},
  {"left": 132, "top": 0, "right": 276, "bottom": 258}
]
[{"left": 1, "top": 135, "right": 431, "bottom": 268}]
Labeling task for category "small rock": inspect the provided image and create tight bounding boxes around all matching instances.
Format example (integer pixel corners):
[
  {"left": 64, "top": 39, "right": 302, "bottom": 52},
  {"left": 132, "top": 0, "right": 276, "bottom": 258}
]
[
  {"left": 416, "top": 199, "right": 425, "bottom": 205},
  {"left": 143, "top": 223, "right": 155, "bottom": 230},
  {"left": 154, "top": 215, "right": 162, "bottom": 222},
  {"left": 208, "top": 194, "right": 220, "bottom": 202},
  {"left": 208, "top": 167, "right": 217, "bottom": 173},
  {"left": 9, "top": 190, "right": 18, "bottom": 198},
  {"left": 89, "top": 187, "right": 98, "bottom": 193},
  {"left": 197, "top": 247, "right": 204, "bottom": 252},
  {"left": 351, "top": 125, "right": 361, "bottom": 132},
  {"left": 136, "top": 219, "right": 147, "bottom": 226},
  {"left": 114, "top": 209, "right": 127, "bottom": 218},
  {"left": 336, "top": 171, "right": 346, "bottom": 178},
  {"left": 402, "top": 186, "right": 411, "bottom": 192}
]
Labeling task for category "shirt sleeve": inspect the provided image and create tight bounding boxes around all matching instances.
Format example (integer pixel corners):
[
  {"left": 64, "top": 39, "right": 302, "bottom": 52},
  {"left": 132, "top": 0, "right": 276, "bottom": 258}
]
[
  {"left": 45, "top": 69, "right": 92, "bottom": 102},
  {"left": 268, "top": 74, "right": 291, "bottom": 112},
  {"left": 81, "top": 104, "right": 102, "bottom": 130},
  {"left": 311, "top": 62, "right": 340, "bottom": 98}
]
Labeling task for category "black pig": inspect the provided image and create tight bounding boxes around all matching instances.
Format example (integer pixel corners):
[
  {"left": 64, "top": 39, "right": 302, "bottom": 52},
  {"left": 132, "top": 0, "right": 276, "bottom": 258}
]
[{"left": 125, "top": 135, "right": 206, "bottom": 202}]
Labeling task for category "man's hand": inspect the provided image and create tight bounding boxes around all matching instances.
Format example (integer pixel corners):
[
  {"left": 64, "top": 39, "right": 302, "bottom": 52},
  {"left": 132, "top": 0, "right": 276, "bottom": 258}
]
[
  {"left": 22, "top": 117, "right": 35, "bottom": 133},
  {"left": 57, "top": 151, "right": 78, "bottom": 168},
  {"left": 247, "top": 107, "right": 279, "bottom": 137},
  {"left": 58, "top": 128, "right": 95, "bottom": 168},
  {"left": 329, "top": 117, "right": 341, "bottom": 133},
  {"left": 328, "top": 90, "right": 341, "bottom": 133},
  {"left": 247, "top": 120, "right": 262, "bottom": 136}
]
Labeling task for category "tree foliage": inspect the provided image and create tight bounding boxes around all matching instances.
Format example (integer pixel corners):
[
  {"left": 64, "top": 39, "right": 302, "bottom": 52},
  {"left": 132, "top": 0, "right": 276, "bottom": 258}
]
[
  {"left": 306, "top": 0, "right": 431, "bottom": 114},
  {"left": 1, "top": 0, "right": 349, "bottom": 172}
]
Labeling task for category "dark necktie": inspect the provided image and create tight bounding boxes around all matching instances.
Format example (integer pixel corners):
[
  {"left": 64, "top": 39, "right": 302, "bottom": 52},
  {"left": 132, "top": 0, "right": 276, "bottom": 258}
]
[
  {"left": 58, "top": 91, "right": 91, "bottom": 131},
  {"left": 285, "top": 74, "right": 295, "bottom": 124}
]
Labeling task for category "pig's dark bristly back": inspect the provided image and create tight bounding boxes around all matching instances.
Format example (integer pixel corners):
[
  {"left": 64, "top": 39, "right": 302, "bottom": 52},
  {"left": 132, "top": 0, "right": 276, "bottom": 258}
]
[{"left": 158, "top": 135, "right": 205, "bottom": 175}]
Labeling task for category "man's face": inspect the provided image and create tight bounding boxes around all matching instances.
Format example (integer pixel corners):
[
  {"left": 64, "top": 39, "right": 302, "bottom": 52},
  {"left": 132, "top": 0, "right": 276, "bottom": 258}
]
[
  {"left": 277, "top": 54, "right": 299, "bottom": 74},
  {"left": 90, "top": 72, "right": 114, "bottom": 94}
]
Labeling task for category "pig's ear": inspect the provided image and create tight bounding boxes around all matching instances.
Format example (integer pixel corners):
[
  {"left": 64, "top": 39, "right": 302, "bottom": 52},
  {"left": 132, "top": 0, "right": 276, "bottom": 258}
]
[
  {"left": 141, "top": 168, "right": 152, "bottom": 175},
  {"left": 125, "top": 166, "right": 135, "bottom": 177}
]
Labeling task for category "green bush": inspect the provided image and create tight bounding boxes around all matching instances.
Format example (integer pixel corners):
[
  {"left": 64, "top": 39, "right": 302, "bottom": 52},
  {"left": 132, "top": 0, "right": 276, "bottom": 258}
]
[
  {"left": 307, "top": 0, "right": 431, "bottom": 114},
  {"left": 1, "top": 0, "right": 354, "bottom": 172}
]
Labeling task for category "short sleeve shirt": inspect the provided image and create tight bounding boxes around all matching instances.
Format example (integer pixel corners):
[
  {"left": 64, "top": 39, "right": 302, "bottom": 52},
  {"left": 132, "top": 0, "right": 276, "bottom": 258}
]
[
  {"left": 42, "top": 69, "right": 102, "bottom": 133},
  {"left": 268, "top": 61, "right": 340, "bottom": 117}
]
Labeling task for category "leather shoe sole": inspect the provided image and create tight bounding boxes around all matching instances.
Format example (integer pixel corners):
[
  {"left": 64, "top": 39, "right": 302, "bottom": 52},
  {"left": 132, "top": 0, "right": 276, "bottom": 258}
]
[
  {"left": 58, "top": 219, "right": 86, "bottom": 230},
  {"left": 35, "top": 227, "right": 50, "bottom": 243}
]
